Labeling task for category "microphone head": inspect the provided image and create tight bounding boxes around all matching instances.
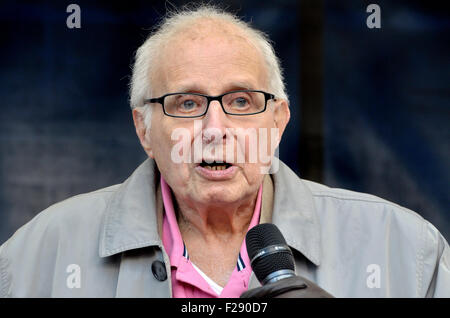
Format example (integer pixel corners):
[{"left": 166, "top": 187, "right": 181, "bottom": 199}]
[{"left": 246, "top": 223, "right": 295, "bottom": 285}]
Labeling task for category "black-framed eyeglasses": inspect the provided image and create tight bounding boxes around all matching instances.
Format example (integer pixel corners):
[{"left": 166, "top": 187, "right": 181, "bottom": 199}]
[{"left": 143, "top": 90, "right": 275, "bottom": 118}]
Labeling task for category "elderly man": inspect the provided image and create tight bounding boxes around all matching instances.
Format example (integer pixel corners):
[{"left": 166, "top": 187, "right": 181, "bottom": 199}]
[{"left": 0, "top": 6, "right": 448, "bottom": 298}]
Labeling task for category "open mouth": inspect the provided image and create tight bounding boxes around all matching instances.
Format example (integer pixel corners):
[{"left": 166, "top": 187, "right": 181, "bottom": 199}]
[{"left": 199, "top": 160, "right": 232, "bottom": 171}]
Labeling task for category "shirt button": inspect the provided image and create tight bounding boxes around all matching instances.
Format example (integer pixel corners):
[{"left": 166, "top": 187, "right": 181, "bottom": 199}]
[{"left": 151, "top": 260, "right": 167, "bottom": 281}]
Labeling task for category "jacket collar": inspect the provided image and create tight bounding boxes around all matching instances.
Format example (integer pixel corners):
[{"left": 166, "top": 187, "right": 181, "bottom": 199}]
[
  {"left": 99, "top": 158, "right": 321, "bottom": 266},
  {"left": 99, "top": 159, "right": 161, "bottom": 257},
  {"left": 270, "top": 158, "right": 321, "bottom": 265}
]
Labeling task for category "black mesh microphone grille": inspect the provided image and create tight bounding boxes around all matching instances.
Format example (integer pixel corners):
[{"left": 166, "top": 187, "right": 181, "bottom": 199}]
[
  {"left": 246, "top": 223, "right": 287, "bottom": 259},
  {"left": 246, "top": 223, "right": 295, "bottom": 283},
  {"left": 251, "top": 251, "right": 295, "bottom": 283}
]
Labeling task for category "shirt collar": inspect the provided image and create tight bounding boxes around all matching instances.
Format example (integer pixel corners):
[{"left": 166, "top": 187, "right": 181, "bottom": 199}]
[
  {"left": 99, "top": 158, "right": 321, "bottom": 266},
  {"left": 160, "top": 175, "right": 185, "bottom": 268},
  {"left": 161, "top": 174, "right": 263, "bottom": 271}
]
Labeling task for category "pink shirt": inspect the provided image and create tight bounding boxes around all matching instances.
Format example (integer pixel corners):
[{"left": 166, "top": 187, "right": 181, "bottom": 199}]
[{"left": 161, "top": 176, "right": 262, "bottom": 298}]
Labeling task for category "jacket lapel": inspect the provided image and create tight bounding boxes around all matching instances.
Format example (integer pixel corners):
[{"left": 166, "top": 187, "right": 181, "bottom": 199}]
[
  {"left": 248, "top": 158, "right": 322, "bottom": 290},
  {"left": 99, "top": 159, "right": 172, "bottom": 297},
  {"left": 271, "top": 158, "right": 322, "bottom": 266},
  {"left": 99, "top": 159, "right": 161, "bottom": 258}
]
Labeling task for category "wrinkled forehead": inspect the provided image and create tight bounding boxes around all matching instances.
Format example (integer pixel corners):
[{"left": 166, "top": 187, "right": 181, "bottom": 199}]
[{"left": 151, "top": 19, "right": 268, "bottom": 95}]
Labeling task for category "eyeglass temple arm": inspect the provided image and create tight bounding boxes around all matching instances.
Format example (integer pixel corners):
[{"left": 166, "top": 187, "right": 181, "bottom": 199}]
[{"left": 144, "top": 97, "right": 164, "bottom": 105}]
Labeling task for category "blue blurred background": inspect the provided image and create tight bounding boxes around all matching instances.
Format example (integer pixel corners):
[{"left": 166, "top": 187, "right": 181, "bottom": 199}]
[{"left": 0, "top": 0, "right": 449, "bottom": 244}]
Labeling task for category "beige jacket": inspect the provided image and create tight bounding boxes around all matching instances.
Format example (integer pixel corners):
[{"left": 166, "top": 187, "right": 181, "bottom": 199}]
[{"left": 0, "top": 158, "right": 448, "bottom": 297}]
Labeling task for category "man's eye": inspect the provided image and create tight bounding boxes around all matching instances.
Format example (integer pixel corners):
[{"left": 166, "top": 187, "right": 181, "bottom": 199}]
[
  {"left": 233, "top": 97, "right": 249, "bottom": 107},
  {"left": 180, "top": 100, "right": 197, "bottom": 110}
]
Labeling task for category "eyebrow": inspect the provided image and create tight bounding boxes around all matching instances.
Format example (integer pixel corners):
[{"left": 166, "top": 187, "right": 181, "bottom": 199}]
[{"left": 173, "top": 81, "right": 256, "bottom": 95}]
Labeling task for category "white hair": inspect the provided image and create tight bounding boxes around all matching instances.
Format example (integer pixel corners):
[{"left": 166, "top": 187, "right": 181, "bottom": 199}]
[{"left": 129, "top": 4, "right": 289, "bottom": 128}]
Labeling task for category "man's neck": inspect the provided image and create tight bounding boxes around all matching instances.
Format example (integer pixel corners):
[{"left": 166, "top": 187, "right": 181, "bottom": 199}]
[{"left": 175, "top": 192, "right": 258, "bottom": 242}]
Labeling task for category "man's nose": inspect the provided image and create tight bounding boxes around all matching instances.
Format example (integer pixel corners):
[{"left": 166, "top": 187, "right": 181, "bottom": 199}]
[
  {"left": 201, "top": 100, "right": 229, "bottom": 145},
  {"left": 202, "top": 100, "right": 228, "bottom": 131}
]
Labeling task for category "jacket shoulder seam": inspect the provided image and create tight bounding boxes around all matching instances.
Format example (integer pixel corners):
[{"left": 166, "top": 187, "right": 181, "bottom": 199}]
[
  {"left": 43, "top": 188, "right": 119, "bottom": 214},
  {"left": 311, "top": 192, "right": 423, "bottom": 220},
  {"left": 59, "top": 188, "right": 118, "bottom": 202}
]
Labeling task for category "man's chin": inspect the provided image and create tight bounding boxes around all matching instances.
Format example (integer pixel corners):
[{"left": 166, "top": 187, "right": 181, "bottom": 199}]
[{"left": 196, "top": 188, "right": 242, "bottom": 205}]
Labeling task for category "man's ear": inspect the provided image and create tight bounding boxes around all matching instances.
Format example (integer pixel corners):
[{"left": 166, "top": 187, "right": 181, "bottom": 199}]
[
  {"left": 132, "top": 107, "right": 154, "bottom": 158},
  {"left": 273, "top": 99, "right": 290, "bottom": 146}
]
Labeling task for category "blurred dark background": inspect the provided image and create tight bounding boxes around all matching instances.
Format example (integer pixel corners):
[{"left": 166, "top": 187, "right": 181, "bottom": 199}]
[{"left": 0, "top": 0, "right": 449, "bottom": 244}]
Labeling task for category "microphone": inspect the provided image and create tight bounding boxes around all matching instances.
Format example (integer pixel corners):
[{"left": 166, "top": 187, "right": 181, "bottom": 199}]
[
  {"left": 246, "top": 223, "right": 296, "bottom": 285},
  {"left": 242, "top": 223, "right": 333, "bottom": 298}
]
